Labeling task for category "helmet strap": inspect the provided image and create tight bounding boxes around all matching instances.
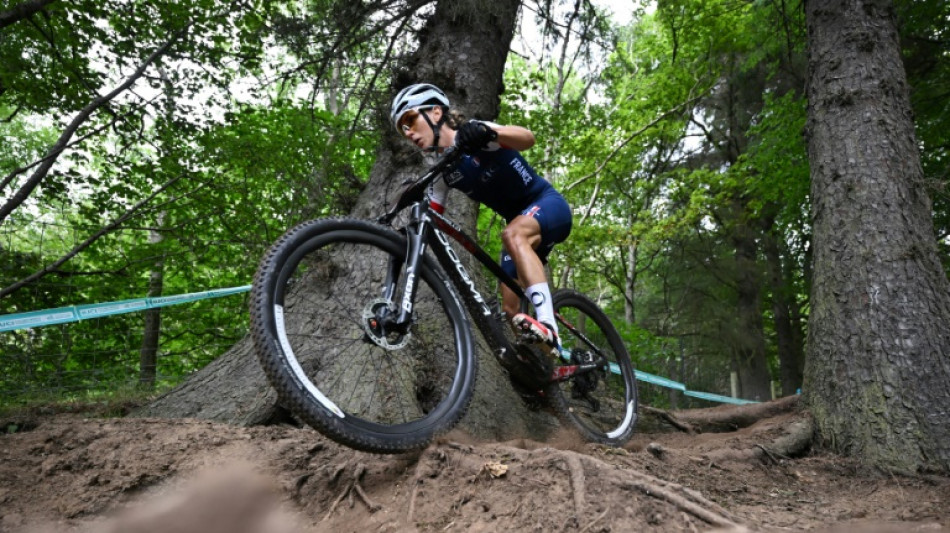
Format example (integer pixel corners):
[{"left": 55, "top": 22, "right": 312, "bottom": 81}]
[{"left": 420, "top": 106, "right": 448, "bottom": 152}]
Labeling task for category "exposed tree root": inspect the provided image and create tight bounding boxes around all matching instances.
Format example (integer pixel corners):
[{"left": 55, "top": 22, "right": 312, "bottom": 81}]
[
  {"left": 614, "top": 471, "right": 740, "bottom": 529},
  {"left": 561, "top": 452, "right": 586, "bottom": 516},
  {"left": 642, "top": 405, "right": 697, "bottom": 434},
  {"left": 406, "top": 447, "right": 447, "bottom": 522},
  {"left": 578, "top": 508, "right": 609, "bottom": 533},
  {"left": 488, "top": 445, "right": 744, "bottom": 529},
  {"left": 567, "top": 451, "right": 742, "bottom": 528},
  {"left": 674, "top": 395, "right": 801, "bottom": 433},
  {"left": 394, "top": 439, "right": 756, "bottom": 530},
  {"left": 407, "top": 479, "right": 420, "bottom": 522},
  {"left": 313, "top": 414, "right": 807, "bottom": 530},
  {"left": 699, "top": 417, "right": 814, "bottom": 465},
  {"left": 322, "top": 463, "right": 381, "bottom": 521}
]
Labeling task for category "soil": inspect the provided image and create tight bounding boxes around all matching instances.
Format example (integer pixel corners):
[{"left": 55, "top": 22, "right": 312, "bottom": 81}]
[{"left": 1, "top": 403, "right": 948, "bottom": 533}]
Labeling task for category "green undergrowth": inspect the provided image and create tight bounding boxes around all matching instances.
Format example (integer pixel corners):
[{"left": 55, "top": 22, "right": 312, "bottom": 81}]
[{"left": 0, "top": 384, "right": 176, "bottom": 431}]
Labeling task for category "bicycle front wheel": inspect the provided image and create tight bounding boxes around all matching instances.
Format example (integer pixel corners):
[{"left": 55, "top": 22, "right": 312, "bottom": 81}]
[
  {"left": 250, "top": 218, "right": 476, "bottom": 453},
  {"left": 548, "top": 289, "right": 638, "bottom": 446}
]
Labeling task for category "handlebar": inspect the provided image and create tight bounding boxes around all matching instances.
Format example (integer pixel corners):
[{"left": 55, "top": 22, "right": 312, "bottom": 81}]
[{"left": 377, "top": 147, "right": 463, "bottom": 225}]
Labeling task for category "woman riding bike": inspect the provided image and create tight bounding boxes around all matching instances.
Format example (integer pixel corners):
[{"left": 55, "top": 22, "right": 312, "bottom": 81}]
[{"left": 391, "top": 83, "right": 573, "bottom": 357}]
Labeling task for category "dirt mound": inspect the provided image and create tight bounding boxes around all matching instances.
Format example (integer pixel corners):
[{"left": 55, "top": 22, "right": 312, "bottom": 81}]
[{"left": 1, "top": 408, "right": 948, "bottom": 532}]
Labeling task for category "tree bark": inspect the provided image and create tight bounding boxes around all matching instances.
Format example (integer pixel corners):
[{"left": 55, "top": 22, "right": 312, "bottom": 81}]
[
  {"left": 624, "top": 212, "right": 638, "bottom": 324},
  {"left": 140, "top": 0, "right": 561, "bottom": 442},
  {"left": 803, "top": 0, "right": 950, "bottom": 473},
  {"left": 701, "top": 57, "right": 773, "bottom": 403},
  {"left": 139, "top": 217, "right": 164, "bottom": 389}
]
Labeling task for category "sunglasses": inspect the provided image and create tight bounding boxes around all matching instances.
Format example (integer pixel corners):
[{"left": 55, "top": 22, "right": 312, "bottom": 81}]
[{"left": 398, "top": 109, "right": 421, "bottom": 133}]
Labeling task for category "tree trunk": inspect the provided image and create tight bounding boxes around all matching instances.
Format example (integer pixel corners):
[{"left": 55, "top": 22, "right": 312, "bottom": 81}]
[
  {"left": 139, "top": 218, "right": 164, "bottom": 389},
  {"left": 140, "top": 70, "right": 174, "bottom": 390},
  {"left": 803, "top": 0, "right": 950, "bottom": 473},
  {"left": 139, "top": 0, "right": 561, "bottom": 442},
  {"left": 730, "top": 202, "right": 772, "bottom": 402},
  {"left": 624, "top": 212, "right": 637, "bottom": 324},
  {"left": 762, "top": 215, "right": 804, "bottom": 396}
]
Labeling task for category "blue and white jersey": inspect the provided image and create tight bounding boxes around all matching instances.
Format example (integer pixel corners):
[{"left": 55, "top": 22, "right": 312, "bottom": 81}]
[
  {"left": 425, "top": 124, "right": 573, "bottom": 277},
  {"left": 428, "top": 125, "right": 559, "bottom": 221},
  {"left": 444, "top": 147, "right": 555, "bottom": 221}
]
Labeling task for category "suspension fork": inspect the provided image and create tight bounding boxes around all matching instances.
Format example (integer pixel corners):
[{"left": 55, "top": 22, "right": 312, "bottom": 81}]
[{"left": 383, "top": 203, "right": 429, "bottom": 329}]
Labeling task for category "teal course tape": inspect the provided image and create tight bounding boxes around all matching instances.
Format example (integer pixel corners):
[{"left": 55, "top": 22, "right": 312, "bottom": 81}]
[
  {"left": 1, "top": 284, "right": 757, "bottom": 404},
  {"left": 0, "top": 285, "right": 251, "bottom": 332}
]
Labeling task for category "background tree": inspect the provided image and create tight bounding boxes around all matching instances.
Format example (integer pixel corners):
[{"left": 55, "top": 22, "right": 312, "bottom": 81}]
[
  {"left": 897, "top": 0, "right": 950, "bottom": 272},
  {"left": 803, "top": 0, "right": 950, "bottom": 473}
]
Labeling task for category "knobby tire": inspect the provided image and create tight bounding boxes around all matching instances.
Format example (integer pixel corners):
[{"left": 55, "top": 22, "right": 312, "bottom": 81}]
[
  {"left": 547, "top": 289, "right": 638, "bottom": 446},
  {"left": 249, "top": 218, "right": 476, "bottom": 453}
]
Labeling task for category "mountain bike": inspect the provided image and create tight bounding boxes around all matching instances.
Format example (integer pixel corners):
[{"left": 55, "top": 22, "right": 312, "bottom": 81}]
[{"left": 249, "top": 147, "right": 638, "bottom": 454}]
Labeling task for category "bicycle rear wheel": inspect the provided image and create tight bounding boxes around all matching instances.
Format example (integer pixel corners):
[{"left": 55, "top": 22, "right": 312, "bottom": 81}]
[
  {"left": 547, "top": 289, "right": 638, "bottom": 446},
  {"left": 250, "top": 218, "right": 476, "bottom": 453}
]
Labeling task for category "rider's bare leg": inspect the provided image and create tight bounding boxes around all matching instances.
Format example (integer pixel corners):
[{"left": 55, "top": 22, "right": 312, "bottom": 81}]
[
  {"left": 501, "top": 215, "right": 543, "bottom": 315},
  {"left": 501, "top": 215, "right": 557, "bottom": 338}
]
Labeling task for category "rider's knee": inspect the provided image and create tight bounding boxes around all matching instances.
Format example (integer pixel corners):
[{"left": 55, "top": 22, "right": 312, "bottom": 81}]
[{"left": 501, "top": 225, "right": 528, "bottom": 253}]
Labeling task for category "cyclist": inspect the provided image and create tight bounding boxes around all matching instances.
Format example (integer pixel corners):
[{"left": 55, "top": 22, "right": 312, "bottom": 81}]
[{"left": 391, "top": 83, "right": 573, "bottom": 358}]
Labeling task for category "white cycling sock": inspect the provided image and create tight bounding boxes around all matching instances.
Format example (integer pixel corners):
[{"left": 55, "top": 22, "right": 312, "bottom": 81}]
[{"left": 526, "top": 282, "right": 557, "bottom": 337}]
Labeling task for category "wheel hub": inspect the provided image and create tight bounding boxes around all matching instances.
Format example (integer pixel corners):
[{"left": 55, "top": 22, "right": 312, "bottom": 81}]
[{"left": 361, "top": 299, "right": 411, "bottom": 350}]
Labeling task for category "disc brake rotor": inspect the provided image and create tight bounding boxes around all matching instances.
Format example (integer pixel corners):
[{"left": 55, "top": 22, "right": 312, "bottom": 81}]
[{"left": 361, "top": 298, "right": 411, "bottom": 350}]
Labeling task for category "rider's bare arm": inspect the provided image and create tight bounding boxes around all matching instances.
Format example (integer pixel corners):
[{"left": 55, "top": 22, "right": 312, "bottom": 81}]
[{"left": 490, "top": 124, "right": 535, "bottom": 151}]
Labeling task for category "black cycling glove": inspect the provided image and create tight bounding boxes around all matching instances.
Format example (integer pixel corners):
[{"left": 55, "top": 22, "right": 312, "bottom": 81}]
[{"left": 455, "top": 120, "right": 498, "bottom": 154}]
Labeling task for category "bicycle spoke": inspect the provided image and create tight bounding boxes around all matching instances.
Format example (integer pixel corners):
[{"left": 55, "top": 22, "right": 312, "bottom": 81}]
[{"left": 252, "top": 222, "right": 472, "bottom": 442}]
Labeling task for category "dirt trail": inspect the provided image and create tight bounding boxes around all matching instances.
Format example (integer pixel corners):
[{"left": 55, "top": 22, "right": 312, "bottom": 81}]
[{"left": 1, "top": 408, "right": 948, "bottom": 532}]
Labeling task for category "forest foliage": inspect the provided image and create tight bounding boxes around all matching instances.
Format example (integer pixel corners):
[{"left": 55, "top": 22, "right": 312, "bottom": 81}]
[{"left": 1, "top": 0, "right": 947, "bottom": 407}]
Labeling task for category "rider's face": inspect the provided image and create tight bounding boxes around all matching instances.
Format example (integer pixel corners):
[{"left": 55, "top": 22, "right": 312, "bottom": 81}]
[{"left": 400, "top": 108, "right": 440, "bottom": 149}]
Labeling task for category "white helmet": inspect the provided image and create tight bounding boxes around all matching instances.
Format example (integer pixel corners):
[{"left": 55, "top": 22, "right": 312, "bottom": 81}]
[{"left": 390, "top": 83, "right": 450, "bottom": 131}]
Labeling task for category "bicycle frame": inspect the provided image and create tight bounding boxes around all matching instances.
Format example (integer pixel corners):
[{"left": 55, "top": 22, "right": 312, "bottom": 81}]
[
  {"left": 376, "top": 148, "right": 611, "bottom": 382},
  {"left": 384, "top": 199, "right": 527, "bottom": 329}
]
